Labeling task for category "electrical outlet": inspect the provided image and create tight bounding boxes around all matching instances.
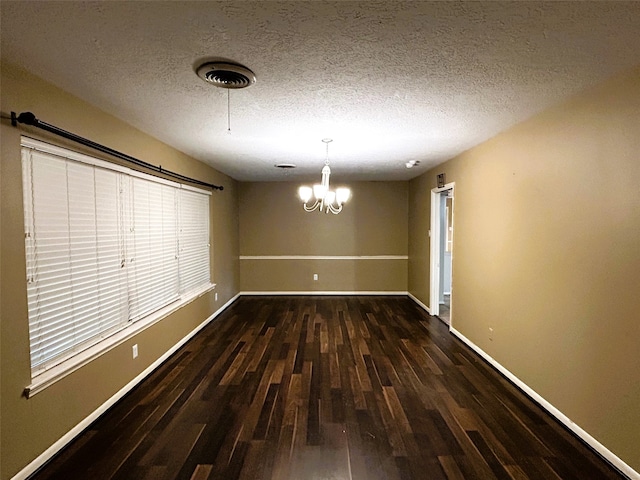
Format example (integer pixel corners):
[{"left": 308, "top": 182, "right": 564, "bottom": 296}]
[
  {"left": 215, "top": 292, "right": 218, "bottom": 302},
  {"left": 313, "top": 273, "right": 318, "bottom": 281},
  {"left": 132, "top": 344, "right": 138, "bottom": 359},
  {"left": 489, "top": 328, "right": 494, "bottom": 341}
]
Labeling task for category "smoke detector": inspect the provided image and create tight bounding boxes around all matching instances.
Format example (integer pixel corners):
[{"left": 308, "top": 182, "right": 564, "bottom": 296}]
[
  {"left": 196, "top": 62, "right": 256, "bottom": 89},
  {"left": 405, "top": 160, "right": 421, "bottom": 169}
]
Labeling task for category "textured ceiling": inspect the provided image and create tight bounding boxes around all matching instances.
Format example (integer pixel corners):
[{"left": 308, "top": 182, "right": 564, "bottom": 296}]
[{"left": 2, "top": 1, "right": 640, "bottom": 182}]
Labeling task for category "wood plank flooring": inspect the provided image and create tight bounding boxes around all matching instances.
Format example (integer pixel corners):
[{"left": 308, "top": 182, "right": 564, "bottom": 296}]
[{"left": 31, "top": 296, "right": 626, "bottom": 480}]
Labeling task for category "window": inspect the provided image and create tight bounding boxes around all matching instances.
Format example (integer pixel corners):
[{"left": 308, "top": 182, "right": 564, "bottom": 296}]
[{"left": 22, "top": 138, "right": 212, "bottom": 378}]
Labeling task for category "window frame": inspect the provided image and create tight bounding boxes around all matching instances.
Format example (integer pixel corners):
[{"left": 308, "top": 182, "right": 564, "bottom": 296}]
[{"left": 21, "top": 137, "right": 215, "bottom": 397}]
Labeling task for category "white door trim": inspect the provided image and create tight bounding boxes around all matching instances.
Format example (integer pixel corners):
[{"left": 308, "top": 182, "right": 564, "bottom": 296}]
[{"left": 429, "top": 182, "right": 455, "bottom": 322}]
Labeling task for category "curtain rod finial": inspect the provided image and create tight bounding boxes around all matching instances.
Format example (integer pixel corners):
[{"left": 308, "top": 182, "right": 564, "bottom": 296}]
[{"left": 14, "top": 111, "right": 38, "bottom": 126}]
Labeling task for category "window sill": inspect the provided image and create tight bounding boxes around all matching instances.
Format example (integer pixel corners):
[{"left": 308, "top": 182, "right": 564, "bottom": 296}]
[{"left": 24, "top": 283, "right": 216, "bottom": 398}]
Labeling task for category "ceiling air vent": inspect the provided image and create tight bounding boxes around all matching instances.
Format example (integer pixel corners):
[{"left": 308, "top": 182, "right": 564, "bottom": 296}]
[{"left": 196, "top": 62, "right": 256, "bottom": 89}]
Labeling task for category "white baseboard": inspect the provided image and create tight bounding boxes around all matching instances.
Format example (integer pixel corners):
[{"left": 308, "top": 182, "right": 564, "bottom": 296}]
[
  {"left": 449, "top": 327, "right": 639, "bottom": 480},
  {"left": 12, "top": 293, "right": 240, "bottom": 480},
  {"left": 240, "top": 290, "right": 408, "bottom": 296},
  {"left": 19, "top": 293, "right": 634, "bottom": 480},
  {"left": 408, "top": 293, "right": 431, "bottom": 314}
]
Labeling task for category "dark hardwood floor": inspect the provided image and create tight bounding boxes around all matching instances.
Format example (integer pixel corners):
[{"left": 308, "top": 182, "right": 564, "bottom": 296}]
[{"left": 31, "top": 296, "right": 625, "bottom": 480}]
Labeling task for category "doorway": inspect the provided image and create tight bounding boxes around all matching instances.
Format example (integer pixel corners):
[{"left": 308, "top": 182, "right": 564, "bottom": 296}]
[{"left": 430, "top": 183, "right": 454, "bottom": 325}]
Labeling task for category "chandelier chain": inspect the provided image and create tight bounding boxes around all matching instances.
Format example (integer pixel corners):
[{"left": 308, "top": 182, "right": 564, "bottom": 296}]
[{"left": 323, "top": 138, "right": 332, "bottom": 165}]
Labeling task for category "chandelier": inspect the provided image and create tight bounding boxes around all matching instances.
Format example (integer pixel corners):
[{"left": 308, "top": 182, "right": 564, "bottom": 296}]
[{"left": 298, "top": 139, "right": 351, "bottom": 214}]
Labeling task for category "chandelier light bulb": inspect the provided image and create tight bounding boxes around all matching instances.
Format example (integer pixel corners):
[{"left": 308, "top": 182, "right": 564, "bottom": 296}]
[
  {"left": 313, "top": 184, "right": 327, "bottom": 200},
  {"left": 336, "top": 187, "right": 351, "bottom": 205},
  {"left": 298, "top": 186, "right": 312, "bottom": 203},
  {"left": 324, "top": 190, "right": 336, "bottom": 206}
]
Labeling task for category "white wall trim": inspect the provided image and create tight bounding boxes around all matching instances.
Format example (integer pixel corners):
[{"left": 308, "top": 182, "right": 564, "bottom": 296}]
[
  {"left": 408, "top": 292, "right": 431, "bottom": 314},
  {"left": 240, "top": 291, "right": 408, "bottom": 296},
  {"left": 11, "top": 293, "right": 240, "bottom": 480},
  {"left": 239, "top": 255, "right": 408, "bottom": 260},
  {"left": 449, "top": 327, "right": 639, "bottom": 480}
]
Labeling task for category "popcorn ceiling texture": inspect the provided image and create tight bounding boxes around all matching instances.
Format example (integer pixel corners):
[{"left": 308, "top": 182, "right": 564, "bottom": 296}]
[{"left": 2, "top": 1, "right": 639, "bottom": 181}]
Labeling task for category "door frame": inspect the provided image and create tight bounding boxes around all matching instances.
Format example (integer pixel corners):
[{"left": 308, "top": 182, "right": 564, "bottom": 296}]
[{"left": 429, "top": 182, "right": 455, "bottom": 322}]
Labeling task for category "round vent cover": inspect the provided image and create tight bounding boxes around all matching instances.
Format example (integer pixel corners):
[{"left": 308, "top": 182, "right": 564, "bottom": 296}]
[{"left": 196, "top": 62, "right": 256, "bottom": 89}]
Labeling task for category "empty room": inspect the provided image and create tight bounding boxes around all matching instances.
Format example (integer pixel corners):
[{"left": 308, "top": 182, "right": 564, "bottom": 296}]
[{"left": 1, "top": 2, "right": 639, "bottom": 480}]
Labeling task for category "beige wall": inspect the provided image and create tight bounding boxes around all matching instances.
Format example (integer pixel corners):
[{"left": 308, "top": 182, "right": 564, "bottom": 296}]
[
  {"left": 239, "top": 181, "right": 408, "bottom": 292},
  {"left": 0, "top": 62, "right": 240, "bottom": 479},
  {"left": 3, "top": 56, "right": 638, "bottom": 478},
  {"left": 409, "top": 65, "right": 640, "bottom": 472}
]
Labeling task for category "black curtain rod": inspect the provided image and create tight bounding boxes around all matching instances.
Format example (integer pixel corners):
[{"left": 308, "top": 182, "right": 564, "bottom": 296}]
[{"left": 10, "top": 111, "right": 223, "bottom": 191}]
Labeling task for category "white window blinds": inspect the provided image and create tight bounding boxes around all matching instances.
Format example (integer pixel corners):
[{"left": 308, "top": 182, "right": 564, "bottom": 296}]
[
  {"left": 21, "top": 139, "right": 212, "bottom": 375},
  {"left": 178, "top": 188, "right": 211, "bottom": 296},
  {"left": 128, "top": 177, "right": 180, "bottom": 320}
]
